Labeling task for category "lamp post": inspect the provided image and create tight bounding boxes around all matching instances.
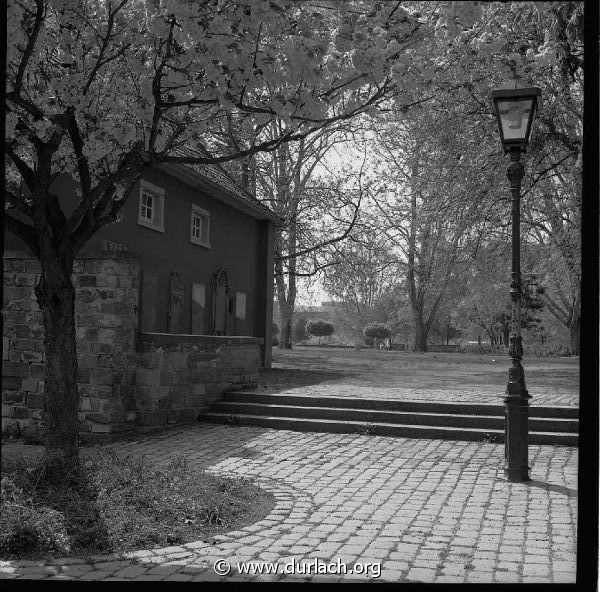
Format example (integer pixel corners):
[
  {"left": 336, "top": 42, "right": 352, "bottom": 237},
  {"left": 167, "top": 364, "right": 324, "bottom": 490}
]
[{"left": 490, "top": 82, "right": 542, "bottom": 482}]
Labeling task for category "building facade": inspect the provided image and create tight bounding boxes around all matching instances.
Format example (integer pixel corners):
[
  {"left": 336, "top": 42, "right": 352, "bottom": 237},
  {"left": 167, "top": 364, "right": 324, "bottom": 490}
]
[{"left": 3, "top": 161, "right": 279, "bottom": 441}]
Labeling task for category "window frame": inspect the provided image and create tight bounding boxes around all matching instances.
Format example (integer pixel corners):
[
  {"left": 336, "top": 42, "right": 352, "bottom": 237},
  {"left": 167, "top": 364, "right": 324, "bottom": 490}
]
[
  {"left": 190, "top": 204, "right": 211, "bottom": 248},
  {"left": 137, "top": 180, "right": 165, "bottom": 233}
]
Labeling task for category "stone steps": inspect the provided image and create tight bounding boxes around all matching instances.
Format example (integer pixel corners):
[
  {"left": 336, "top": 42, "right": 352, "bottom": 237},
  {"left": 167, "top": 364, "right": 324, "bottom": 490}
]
[{"left": 200, "top": 391, "right": 579, "bottom": 446}]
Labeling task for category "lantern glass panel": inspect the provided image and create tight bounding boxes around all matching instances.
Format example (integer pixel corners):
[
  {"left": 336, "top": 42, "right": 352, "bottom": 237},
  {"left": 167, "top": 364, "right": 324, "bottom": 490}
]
[{"left": 497, "top": 98, "right": 534, "bottom": 141}]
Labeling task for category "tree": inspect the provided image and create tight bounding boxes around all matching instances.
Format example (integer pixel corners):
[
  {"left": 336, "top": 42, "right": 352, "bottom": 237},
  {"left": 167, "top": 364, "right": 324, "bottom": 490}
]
[
  {"left": 5, "top": 0, "right": 434, "bottom": 462},
  {"left": 377, "top": 286, "right": 414, "bottom": 348},
  {"left": 306, "top": 320, "right": 335, "bottom": 345},
  {"left": 255, "top": 125, "right": 365, "bottom": 350},
  {"left": 271, "top": 322, "right": 280, "bottom": 347},
  {"left": 430, "top": 312, "right": 463, "bottom": 346},
  {"left": 360, "top": 0, "right": 582, "bottom": 354},
  {"left": 429, "top": 1, "right": 583, "bottom": 353},
  {"left": 453, "top": 240, "right": 547, "bottom": 349},
  {"left": 323, "top": 228, "right": 399, "bottom": 348},
  {"left": 364, "top": 323, "right": 391, "bottom": 349},
  {"left": 292, "top": 316, "right": 310, "bottom": 343},
  {"left": 369, "top": 106, "right": 495, "bottom": 352}
]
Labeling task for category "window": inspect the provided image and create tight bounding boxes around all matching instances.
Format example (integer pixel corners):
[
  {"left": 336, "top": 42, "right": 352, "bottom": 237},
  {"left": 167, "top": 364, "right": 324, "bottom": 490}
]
[
  {"left": 190, "top": 205, "right": 210, "bottom": 247},
  {"left": 235, "top": 292, "right": 246, "bottom": 320},
  {"left": 137, "top": 181, "right": 165, "bottom": 232}
]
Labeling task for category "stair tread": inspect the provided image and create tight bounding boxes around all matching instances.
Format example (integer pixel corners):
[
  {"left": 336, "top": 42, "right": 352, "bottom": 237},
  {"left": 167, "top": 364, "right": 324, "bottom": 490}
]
[
  {"left": 202, "top": 412, "right": 577, "bottom": 435},
  {"left": 212, "top": 402, "right": 577, "bottom": 422},
  {"left": 223, "top": 392, "right": 578, "bottom": 414},
  {"left": 227, "top": 391, "right": 576, "bottom": 406}
]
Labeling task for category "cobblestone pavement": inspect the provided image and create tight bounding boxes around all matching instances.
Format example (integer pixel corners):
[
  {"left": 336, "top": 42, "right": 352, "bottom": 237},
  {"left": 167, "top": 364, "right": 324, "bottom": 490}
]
[
  {"left": 258, "top": 383, "right": 578, "bottom": 407},
  {"left": 1, "top": 425, "right": 578, "bottom": 582}
]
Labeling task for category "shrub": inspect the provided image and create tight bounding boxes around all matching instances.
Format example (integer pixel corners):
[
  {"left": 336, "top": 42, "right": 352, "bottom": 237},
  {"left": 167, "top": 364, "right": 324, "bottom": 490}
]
[
  {"left": 363, "top": 323, "right": 392, "bottom": 341},
  {"left": 527, "top": 343, "right": 575, "bottom": 357},
  {"left": 364, "top": 323, "right": 391, "bottom": 348},
  {"left": 458, "top": 343, "right": 508, "bottom": 355},
  {"left": 306, "top": 320, "right": 335, "bottom": 344}
]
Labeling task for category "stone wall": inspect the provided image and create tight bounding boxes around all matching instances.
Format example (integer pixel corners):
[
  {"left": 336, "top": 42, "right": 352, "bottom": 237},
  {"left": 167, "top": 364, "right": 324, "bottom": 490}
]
[
  {"left": 134, "top": 333, "right": 261, "bottom": 431},
  {"left": 2, "top": 252, "right": 140, "bottom": 442},
  {"left": 2, "top": 252, "right": 262, "bottom": 443}
]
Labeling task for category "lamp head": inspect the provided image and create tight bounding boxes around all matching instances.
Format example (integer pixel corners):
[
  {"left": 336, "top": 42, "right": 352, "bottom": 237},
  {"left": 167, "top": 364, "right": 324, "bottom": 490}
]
[{"left": 490, "top": 82, "right": 542, "bottom": 153}]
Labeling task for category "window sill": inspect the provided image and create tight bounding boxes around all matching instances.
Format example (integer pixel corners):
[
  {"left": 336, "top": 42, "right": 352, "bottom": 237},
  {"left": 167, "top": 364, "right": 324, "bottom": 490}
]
[
  {"left": 137, "top": 219, "right": 165, "bottom": 233},
  {"left": 190, "top": 238, "right": 211, "bottom": 249}
]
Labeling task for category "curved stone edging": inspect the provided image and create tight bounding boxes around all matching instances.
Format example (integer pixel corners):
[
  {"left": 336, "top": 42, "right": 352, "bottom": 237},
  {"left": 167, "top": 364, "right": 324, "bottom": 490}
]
[{"left": 0, "top": 473, "right": 316, "bottom": 580}]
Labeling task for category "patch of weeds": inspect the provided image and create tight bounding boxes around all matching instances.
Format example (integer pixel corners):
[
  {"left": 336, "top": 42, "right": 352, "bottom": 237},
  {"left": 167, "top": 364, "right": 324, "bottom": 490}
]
[
  {"left": 224, "top": 414, "right": 242, "bottom": 426},
  {"left": 22, "top": 433, "right": 44, "bottom": 445},
  {"left": 3, "top": 422, "right": 25, "bottom": 441},
  {"left": 0, "top": 455, "right": 104, "bottom": 559},
  {"left": 0, "top": 451, "right": 275, "bottom": 560},
  {"left": 3, "top": 423, "right": 44, "bottom": 445},
  {"left": 480, "top": 433, "right": 499, "bottom": 443},
  {"left": 435, "top": 548, "right": 451, "bottom": 574},
  {"left": 357, "top": 423, "right": 377, "bottom": 436}
]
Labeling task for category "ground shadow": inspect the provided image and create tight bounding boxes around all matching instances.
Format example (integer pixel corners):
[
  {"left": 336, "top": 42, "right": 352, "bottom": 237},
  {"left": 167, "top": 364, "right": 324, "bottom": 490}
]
[
  {"left": 0, "top": 452, "right": 113, "bottom": 560},
  {"left": 257, "top": 367, "right": 355, "bottom": 394},
  {"left": 526, "top": 479, "right": 578, "bottom": 498}
]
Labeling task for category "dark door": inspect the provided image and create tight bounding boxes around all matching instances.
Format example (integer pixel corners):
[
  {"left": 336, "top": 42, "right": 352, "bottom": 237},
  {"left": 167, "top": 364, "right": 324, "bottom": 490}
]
[
  {"left": 212, "top": 268, "right": 230, "bottom": 335},
  {"left": 214, "top": 284, "right": 228, "bottom": 335}
]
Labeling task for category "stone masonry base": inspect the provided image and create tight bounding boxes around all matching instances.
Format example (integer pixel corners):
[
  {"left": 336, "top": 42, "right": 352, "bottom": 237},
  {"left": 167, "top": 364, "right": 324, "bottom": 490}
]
[{"left": 2, "top": 252, "right": 262, "bottom": 444}]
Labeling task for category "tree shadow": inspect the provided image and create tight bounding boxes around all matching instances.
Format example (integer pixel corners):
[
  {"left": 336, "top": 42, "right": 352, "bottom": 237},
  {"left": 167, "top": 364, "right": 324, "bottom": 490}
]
[
  {"left": 526, "top": 479, "right": 578, "bottom": 498},
  {"left": 0, "top": 452, "right": 113, "bottom": 560},
  {"left": 257, "top": 367, "right": 354, "bottom": 394}
]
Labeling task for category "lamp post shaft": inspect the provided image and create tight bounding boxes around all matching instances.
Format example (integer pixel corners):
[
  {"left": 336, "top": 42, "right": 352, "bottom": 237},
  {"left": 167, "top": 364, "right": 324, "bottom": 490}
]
[{"left": 504, "top": 148, "right": 531, "bottom": 482}]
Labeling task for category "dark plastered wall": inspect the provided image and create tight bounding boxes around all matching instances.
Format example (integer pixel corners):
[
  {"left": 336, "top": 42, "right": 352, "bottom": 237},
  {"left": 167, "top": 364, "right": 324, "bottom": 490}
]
[{"left": 5, "top": 170, "right": 264, "bottom": 337}]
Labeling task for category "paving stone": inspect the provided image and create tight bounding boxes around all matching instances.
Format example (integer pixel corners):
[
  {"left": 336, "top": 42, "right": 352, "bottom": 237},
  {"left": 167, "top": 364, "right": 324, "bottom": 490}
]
[
  {"left": 553, "top": 572, "right": 576, "bottom": 583},
  {"left": 495, "top": 571, "right": 521, "bottom": 583},
  {"left": 406, "top": 567, "right": 437, "bottom": 582},
  {"left": 91, "top": 561, "right": 131, "bottom": 572},
  {"left": 523, "top": 564, "right": 550, "bottom": 577},
  {"left": 78, "top": 571, "right": 113, "bottom": 580},
  {"left": 113, "top": 566, "right": 149, "bottom": 578},
  {"left": 0, "top": 422, "right": 577, "bottom": 583}
]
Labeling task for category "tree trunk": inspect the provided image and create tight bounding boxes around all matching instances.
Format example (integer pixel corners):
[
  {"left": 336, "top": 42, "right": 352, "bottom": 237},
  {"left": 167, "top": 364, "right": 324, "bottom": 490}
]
[
  {"left": 569, "top": 315, "right": 580, "bottom": 355},
  {"left": 35, "top": 257, "right": 80, "bottom": 462},
  {"left": 279, "top": 311, "right": 293, "bottom": 349},
  {"left": 413, "top": 317, "right": 428, "bottom": 352},
  {"left": 275, "top": 257, "right": 294, "bottom": 350}
]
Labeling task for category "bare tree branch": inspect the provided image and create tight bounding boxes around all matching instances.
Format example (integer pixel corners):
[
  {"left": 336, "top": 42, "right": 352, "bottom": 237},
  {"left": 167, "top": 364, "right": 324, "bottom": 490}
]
[{"left": 5, "top": 212, "right": 39, "bottom": 256}]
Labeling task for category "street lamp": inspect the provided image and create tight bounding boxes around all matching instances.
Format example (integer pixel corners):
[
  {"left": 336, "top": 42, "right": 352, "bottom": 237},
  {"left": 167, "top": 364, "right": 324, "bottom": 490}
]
[{"left": 490, "top": 81, "right": 542, "bottom": 482}]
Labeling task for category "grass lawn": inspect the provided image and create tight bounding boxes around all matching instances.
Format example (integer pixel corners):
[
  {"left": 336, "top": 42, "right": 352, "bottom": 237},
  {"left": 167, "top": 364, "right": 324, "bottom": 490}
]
[{"left": 260, "top": 347, "right": 579, "bottom": 407}]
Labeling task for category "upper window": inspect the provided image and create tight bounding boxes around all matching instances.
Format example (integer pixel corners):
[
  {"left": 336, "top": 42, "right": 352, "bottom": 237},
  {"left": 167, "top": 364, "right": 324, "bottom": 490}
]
[
  {"left": 190, "top": 205, "right": 210, "bottom": 248},
  {"left": 137, "top": 180, "right": 165, "bottom": 232}
]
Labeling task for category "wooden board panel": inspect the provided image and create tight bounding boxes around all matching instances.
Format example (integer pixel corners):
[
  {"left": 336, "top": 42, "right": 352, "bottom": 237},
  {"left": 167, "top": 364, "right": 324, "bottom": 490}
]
[{"left": 140, "top": 271, "right": 159, "bottom": 332}]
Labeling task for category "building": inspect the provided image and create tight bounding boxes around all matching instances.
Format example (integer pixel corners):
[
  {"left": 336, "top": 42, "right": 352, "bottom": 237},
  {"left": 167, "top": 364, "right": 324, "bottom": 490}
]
[{"left": 3, "top": 160, "right": 280, "bottom": 441}]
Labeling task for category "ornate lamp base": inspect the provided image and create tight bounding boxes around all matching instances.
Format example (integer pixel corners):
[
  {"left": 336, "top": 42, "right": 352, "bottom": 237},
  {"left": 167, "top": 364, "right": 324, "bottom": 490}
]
[{"left": 504, "top": 359, "right": 532, "bottom": 482}]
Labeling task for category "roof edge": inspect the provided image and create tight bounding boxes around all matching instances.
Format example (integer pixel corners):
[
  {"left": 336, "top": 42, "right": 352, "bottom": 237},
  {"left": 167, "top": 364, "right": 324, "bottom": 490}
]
[{"left": 157, "top": 162, "right": 283, "bottom": 225}]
